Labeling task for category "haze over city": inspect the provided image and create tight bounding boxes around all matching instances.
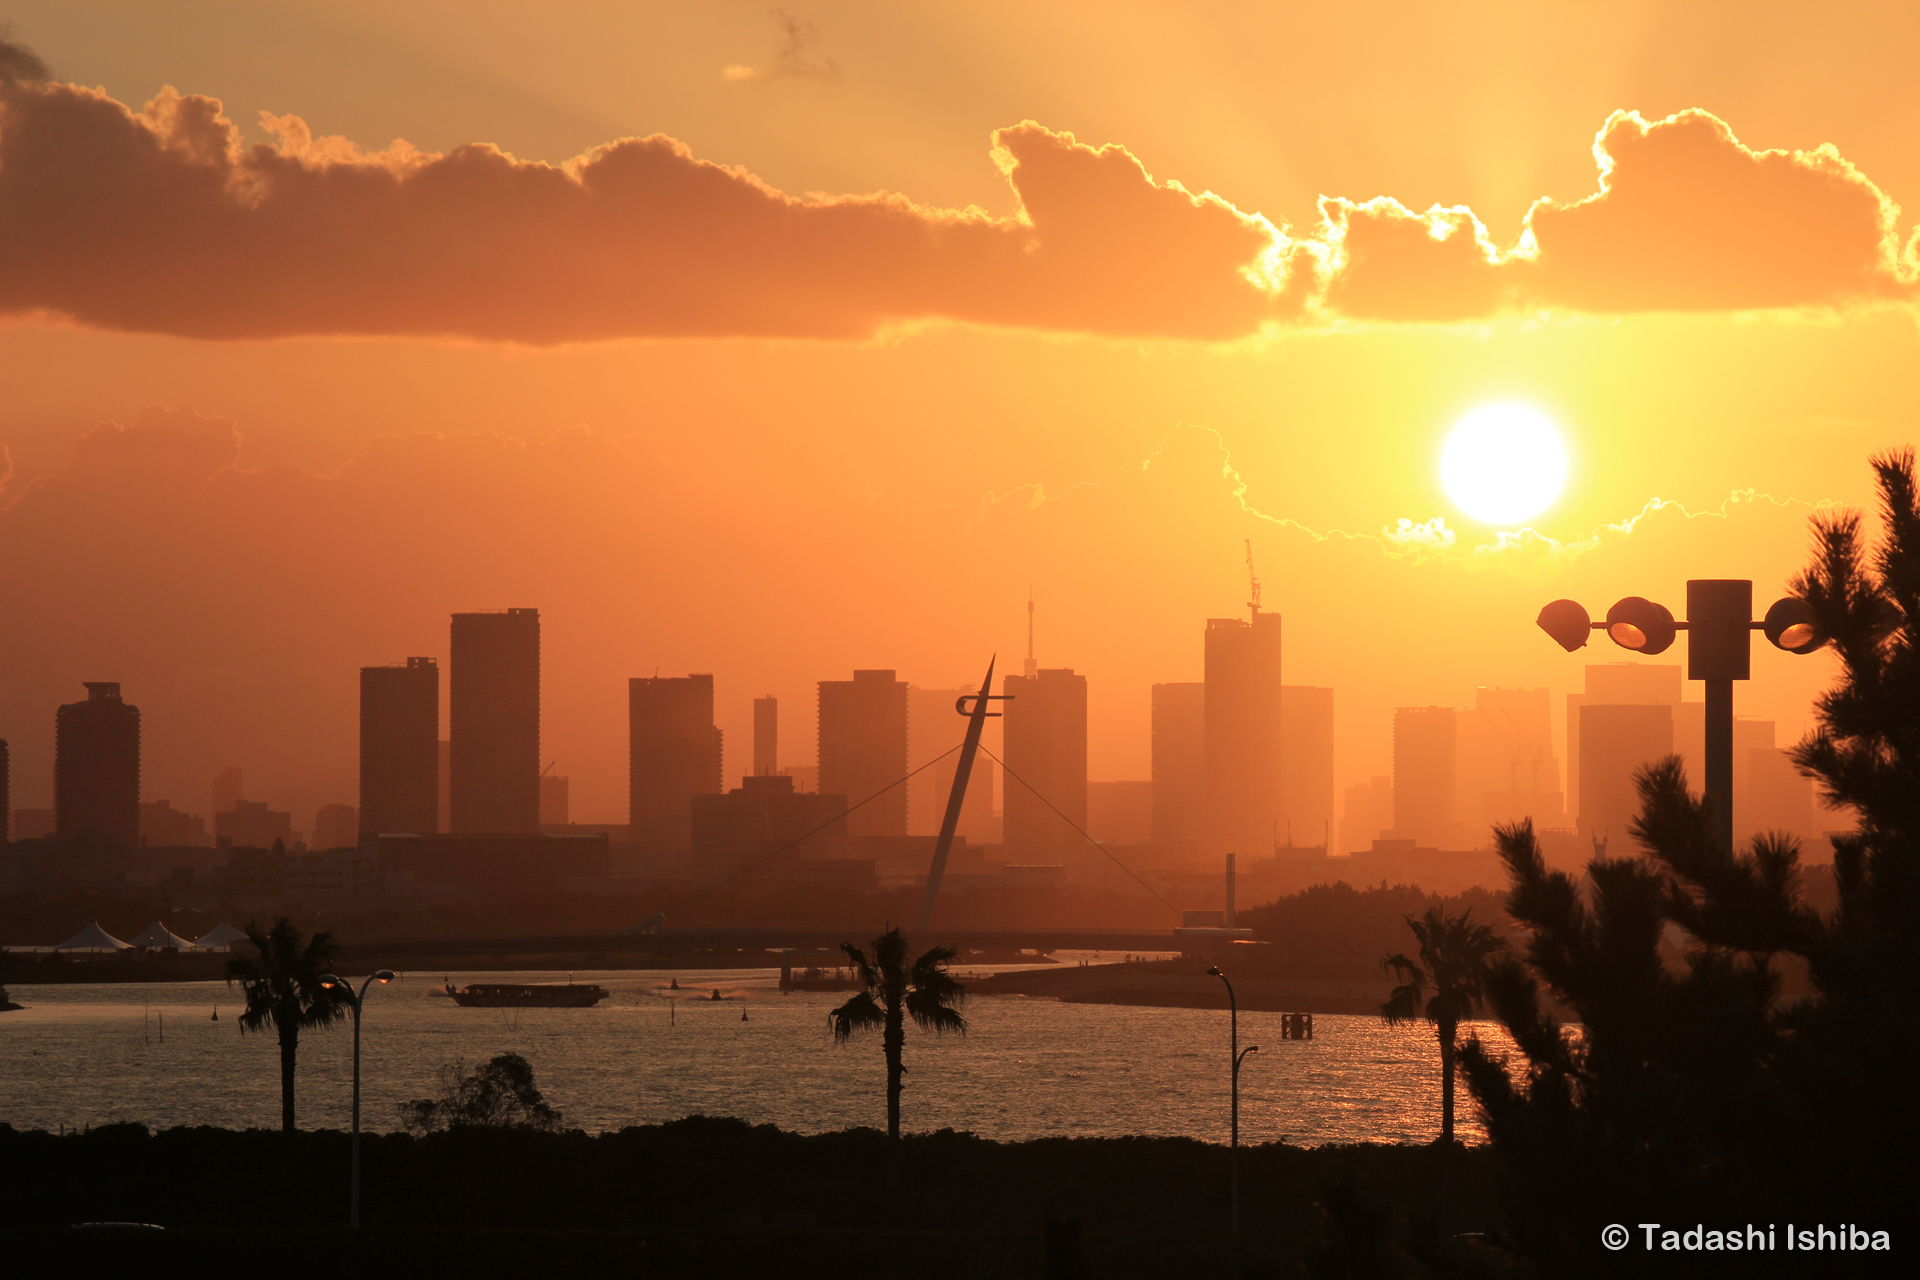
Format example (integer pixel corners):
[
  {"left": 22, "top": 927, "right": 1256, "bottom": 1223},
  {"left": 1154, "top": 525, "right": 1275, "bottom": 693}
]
[{"left": 2, "top": 6, "right": 1914, "bottom": 1274}]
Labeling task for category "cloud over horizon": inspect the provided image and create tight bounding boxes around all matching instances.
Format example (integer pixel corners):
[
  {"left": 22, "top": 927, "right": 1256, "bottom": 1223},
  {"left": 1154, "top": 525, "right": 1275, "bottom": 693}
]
[{"left": 0, "top": 47, "right": 1912, "bottom": 343}]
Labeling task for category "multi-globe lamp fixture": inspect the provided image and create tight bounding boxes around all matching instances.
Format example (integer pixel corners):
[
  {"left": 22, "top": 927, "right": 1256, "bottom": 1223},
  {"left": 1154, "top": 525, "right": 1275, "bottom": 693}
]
[{"left": 1536, "top": 580, "right": 1827, "bottom": 851}]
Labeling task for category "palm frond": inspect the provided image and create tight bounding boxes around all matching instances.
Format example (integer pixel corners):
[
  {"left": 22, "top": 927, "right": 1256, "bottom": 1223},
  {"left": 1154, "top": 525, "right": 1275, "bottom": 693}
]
[{"left": 827, "top": 990, "right": 884, "bottom": 1043}]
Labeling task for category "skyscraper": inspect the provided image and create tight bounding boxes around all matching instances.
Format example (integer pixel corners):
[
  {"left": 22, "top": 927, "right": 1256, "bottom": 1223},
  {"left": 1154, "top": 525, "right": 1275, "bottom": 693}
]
[
  {"left": 1279, "top": 685, "right": 1335, "bottom": 850},
  {"left": 55, "top": 682, "right": 140, "bottom": 847},
  {"left": 450, "top": 608, "right": 540, "bottom": 834},
  {"left": 630, "top": 674, "right": 723, "bottom": 855},
  {"left": 1393, "top": 706, "right": 1457, "bottom": 845},
  {"left": 1459, "top": 686, "right": 1564, "bottom": 830},
  {"left": 1566, "top": 663, "right": 1682, "bottom": 818},
  {"left": 753, "top": 696, "right": 778, "bottom": 776},
  {"left": 1204, "top": 612, "right": 1283, "bottom": 853},
  {"left": 818, "top": 670, "right": 908, "bottom": 838},
  {"left": 1003, "top": 667, "right": 1089, "bottom": 864},
  {"left": 1578, "top": 704, "right": 1672, "bottom": 839},
  {"left": 360, "top": 656, "right": 439, "bottom": 835},
  {"left": 1151, "top": 681, "right": 1206, "bottom": 849}
]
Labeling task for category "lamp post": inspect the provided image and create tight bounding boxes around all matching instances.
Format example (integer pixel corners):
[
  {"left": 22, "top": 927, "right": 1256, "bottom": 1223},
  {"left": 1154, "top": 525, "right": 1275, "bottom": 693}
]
[
  {"left": 1206, "top": 965, "right": 1259, "bottom": 1239},
  {"left": 319, "top": 970, "right": 395, "bottom": 1229},
  {"left": 1537, "top": 581, "right": 1826, "bottom": 851}
]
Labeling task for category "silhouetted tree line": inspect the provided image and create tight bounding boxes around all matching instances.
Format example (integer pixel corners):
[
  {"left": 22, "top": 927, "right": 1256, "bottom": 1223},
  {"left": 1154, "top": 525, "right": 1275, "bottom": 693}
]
[{"left": 0, "top": 1117, "right": 1499, "bottom": 1277}]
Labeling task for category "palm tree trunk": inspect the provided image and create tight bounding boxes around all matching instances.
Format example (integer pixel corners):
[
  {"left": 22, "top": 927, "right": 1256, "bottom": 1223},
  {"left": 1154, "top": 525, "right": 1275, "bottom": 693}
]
[
  {"left": 279, "top": 1022, "right": 299, "bottom": 1133},
  {"left": 1439, "top": 1022, "right": 1456, "bottom": 1145},
  {"left": 884, "top": 1015, "right": 904, "bottom": 1143}
]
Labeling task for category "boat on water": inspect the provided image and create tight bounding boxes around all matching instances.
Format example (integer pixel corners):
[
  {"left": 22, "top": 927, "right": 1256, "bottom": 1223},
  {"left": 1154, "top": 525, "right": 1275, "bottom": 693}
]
[{"left": 443, "top": 980, "right": 609, "bottom": 1008}]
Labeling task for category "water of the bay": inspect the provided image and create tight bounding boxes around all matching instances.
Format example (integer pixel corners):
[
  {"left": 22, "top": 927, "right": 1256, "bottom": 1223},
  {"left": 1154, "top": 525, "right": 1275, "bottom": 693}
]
[{"left": 0, "top": 960, "right": 1518, "bottom": 1145}]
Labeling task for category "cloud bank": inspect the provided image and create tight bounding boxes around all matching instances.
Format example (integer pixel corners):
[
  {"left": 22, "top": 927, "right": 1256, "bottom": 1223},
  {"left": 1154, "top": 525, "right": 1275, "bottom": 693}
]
[{"left": 0, "top": 47, "right": 1911, "bottom": 343}]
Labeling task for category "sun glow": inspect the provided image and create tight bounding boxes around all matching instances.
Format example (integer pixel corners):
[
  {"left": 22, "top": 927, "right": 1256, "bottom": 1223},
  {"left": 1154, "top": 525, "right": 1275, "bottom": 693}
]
[{"left": 1440, "top": 403, "right": 1569, "bottom": 526}]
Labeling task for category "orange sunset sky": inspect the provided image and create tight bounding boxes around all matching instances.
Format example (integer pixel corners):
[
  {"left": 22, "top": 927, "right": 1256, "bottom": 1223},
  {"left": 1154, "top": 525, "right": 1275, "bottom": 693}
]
[{"left": 3, "top": 2, "right": 1916, "bottom": 833}]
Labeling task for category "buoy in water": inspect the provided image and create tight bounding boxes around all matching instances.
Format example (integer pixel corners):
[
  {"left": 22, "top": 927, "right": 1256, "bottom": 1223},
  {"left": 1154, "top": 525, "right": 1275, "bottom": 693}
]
[
  {"left": 740, "top": 1008, "right": 748, "bottom": 1022},
  {"left": 710, "top": 988, "right": 723, "bottom": 1001},
  {"left": 211, "top": 1006, "right": 218, "bottom": 1021},
  {"left": 669, "top": 978, "right": 679, "bottom": 990}
]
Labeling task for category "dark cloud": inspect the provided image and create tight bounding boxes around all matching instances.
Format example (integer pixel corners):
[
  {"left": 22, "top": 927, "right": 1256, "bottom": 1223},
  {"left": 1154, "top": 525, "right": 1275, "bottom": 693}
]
[
  {"left": 0, "top": 80, "right": 1294, "bottom": 343},
  {"left": 0, "top": 28, "right": 50, "bottom": 83}
]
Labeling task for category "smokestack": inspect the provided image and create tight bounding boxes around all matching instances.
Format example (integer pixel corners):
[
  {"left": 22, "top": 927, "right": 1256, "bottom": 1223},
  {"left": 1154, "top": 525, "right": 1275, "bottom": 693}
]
[{"left": 1225, "top": 852, "right": 1237, "bottom": 928}]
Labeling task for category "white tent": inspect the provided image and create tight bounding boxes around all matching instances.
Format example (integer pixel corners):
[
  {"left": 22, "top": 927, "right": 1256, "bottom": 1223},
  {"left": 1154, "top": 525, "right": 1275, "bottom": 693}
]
[
  {"left": 128, "top": 921, "right": 198, "bottom": 950},
  {"left": 193, "top": 920, "right": 249, "bottom": 949},
  {"left": 55, "top": 920, "right": 131, "bottom": 951}
]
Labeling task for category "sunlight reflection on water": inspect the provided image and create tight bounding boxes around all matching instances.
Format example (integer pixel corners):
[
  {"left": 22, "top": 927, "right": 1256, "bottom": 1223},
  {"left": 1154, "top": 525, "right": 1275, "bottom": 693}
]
[{"left": 0, "top": 965, "right": 1521, "bottom": 1145}]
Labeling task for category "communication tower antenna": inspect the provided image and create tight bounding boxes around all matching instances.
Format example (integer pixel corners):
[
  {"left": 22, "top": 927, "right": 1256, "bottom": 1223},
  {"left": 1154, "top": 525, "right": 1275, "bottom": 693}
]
[{"left": 1244, "top": 539, "right": 1262, "bottom": 617}]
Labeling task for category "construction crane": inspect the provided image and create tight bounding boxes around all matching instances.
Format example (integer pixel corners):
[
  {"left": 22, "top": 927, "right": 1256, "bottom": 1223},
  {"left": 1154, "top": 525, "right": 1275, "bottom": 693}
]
[{"left": 1244, "top": 538, "right": 1262, "bottom": 617}]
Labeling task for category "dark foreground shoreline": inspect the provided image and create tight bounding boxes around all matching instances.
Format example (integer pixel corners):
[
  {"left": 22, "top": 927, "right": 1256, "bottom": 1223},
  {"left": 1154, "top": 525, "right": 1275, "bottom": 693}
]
[{"left": 2, "top": 1118, "right": 1500, "bottom": 1278}]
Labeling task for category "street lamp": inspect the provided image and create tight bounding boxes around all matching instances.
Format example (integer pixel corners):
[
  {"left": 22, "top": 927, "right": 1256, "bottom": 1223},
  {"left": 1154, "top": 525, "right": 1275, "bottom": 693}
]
[
  {"left": 1537, "top": 580, "right": 1827, "bottom": 851},
  {"left": 319, "top": 970, "right": 396, "bottom": 1229},
  {"left": 1206, "top": 965, "right": 1259, "bottom": 1239}
]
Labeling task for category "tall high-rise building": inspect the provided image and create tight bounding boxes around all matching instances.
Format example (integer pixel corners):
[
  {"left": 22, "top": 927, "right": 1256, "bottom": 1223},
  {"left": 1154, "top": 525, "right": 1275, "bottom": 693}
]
[
  {"left": 314, "top": 803, "right": 358, "bottom": 850},
  {"left": 211, "top": 766, "right": 243, "bottom": 822},
  {"left": 753, "top": 696, "right": 778, "bottom": 776},
  {"left": 1578, "top": 704, "right": 1673, "bottom": 839},
  {"left": 1567, "top": 664, "right": 1682, "bottom": 818},
  {"left": 906, "top": 684, "right": 996, "bottom": 842},
  {"left": 437, "top": 741, "right": 451, "bottom": 833},
  {"left": 1343, "top": 775, "right": 1394, "bottom": 851},
  {"left": 360, "top": 656, "right": 439, "bottom": 835},
  {"left": 1279, "top": 686, "right": 1335, "bottom": 850},
  {"left": 1205, "top": 612, "right": 1283, "bottom": 853},
  {"left": 1087, "top": 780, "right": 1152, "bottom": 845},
  {"left": 1459, "top": 686, "right": 1564, "bottom": 831},
  {"left": 450, "top": 608, "right": 540, "bottom": 833},
  {"left": 1151, "top": 682, "right": 1206, "bottom": 849},
  {"left": 1392, "top": 706, "right": 1457, "bottom": 845},
  {"left": 630, "top": 674, "right": 723, "bottom": 856},
  {"left": 55, "top": 682, "right": 140, "bottom": 847},
  {"left": 818, "top": 670, "right": 908, "bottom": 838},
  {"left": 1003, "top": 667, "right": 1089, "bottom": 864}
]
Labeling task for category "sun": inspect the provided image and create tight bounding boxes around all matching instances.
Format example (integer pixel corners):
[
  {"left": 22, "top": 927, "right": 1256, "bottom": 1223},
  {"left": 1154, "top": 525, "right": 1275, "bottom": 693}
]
[{"left": 1440, "top": 403, "right": 1568, "bottom": 526}]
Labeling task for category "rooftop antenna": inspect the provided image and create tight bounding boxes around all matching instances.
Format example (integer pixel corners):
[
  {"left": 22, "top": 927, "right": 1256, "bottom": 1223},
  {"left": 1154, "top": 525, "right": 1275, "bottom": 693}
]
[
  {"left": 1025, "top": 587, "right": 1038, "bottom": 678},
  {"left": 1245, "top": 539, "right": 1262, "bottom": 618}
]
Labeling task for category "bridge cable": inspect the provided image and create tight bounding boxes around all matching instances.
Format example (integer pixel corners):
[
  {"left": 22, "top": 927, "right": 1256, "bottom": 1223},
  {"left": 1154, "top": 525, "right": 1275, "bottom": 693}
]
[
  {"left": 690, "top": 743, "right": 964, "bottom": 898},
  {"left": 979, "top": 744, "right": 1182, "bottom": 919}
]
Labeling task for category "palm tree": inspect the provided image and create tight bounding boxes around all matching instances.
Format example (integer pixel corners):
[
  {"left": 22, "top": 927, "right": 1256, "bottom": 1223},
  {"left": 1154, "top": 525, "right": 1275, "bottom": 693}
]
[
  {"left": 226, "top": 916, "right": 348, "bottom": 1133},
  {"left": 1381, "top": 907, "right": 1506, "bottom": 1144},
  {"left": 828, "top": 926, "right": 968, "bottom": 1142}
]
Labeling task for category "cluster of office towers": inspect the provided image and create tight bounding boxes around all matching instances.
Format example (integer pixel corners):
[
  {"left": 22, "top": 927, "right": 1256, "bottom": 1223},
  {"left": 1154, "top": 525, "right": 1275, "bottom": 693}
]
[
  {"left": 1345, "top": 664, "right": 1823, "bottom": 854},
  {"left": 0, "top": 603, "right": 1331, "bottom": 867},
  {"left": 349, "top": 603, "right": 1333, "bottom": 870},
  {"left": 5, "top": 602, "right": 1822, "bottom": 869}
]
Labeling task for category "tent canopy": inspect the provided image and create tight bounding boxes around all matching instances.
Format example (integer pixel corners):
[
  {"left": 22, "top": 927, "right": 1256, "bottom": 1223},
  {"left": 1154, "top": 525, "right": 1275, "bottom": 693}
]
[
  {"left": 128, "top": 921, "right": 197, "bottom": 949},
  {"left": 193, "top": 921, "right": 249, "bottom": 949},
  {"left": 55, "top": 920, "right": 131, "bottom": 951}
]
